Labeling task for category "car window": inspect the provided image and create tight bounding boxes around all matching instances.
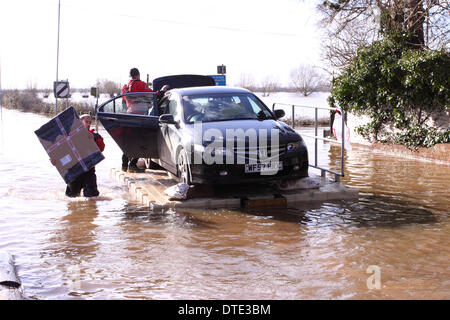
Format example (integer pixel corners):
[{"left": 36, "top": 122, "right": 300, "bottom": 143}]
[
  {"left": 168, "top": 99, "right": 181, "bottom": 122},
  {"left": 101, "top": 93, "right": 157, "bottom": 115},
  {"left": 246, "top": 95, "right": 272, "bottom": 118},
  {"left": 182, "top": 93, "right": 273, "bottom": 123},
  {"left": 102, "top": 97, "right": 127, "bottom": 114}
]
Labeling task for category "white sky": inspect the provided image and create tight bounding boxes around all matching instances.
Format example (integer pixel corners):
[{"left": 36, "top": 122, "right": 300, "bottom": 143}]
[{"left": 0, "top": 0, "right": 324, "bottom": 89}]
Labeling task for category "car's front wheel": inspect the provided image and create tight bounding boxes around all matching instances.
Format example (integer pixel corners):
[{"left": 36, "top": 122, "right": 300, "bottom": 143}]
[{"left": 177, "top": 150, "right": 192, "bottom": 185}]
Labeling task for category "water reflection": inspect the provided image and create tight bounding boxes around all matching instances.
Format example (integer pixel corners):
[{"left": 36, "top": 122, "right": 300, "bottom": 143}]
[
  {"left": 236, "top": 196, "right": 438, "bottom": 229},
  {"left": 341, "top": 195, "right": 438, "bottom": 228},
  {"left": 123, "top": 204, "right": 218, "bottom": 230},
  {"left": 45, "top": 200, "right": 99, "bottom": 258}
]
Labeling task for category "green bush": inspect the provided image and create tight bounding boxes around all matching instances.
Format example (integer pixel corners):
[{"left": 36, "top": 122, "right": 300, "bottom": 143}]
[{"left": 330, "top": 34, "right": 449, "bottom": 149}]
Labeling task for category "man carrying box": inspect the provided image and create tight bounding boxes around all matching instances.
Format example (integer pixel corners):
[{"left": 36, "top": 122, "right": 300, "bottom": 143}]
[{"left": 50, "top": 114, "right": 105, "bottom": 197}]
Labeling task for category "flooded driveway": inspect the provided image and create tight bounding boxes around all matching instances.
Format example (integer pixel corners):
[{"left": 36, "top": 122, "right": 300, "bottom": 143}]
[{"left": 0, "top": 108, "right": 449, "bottom": 299}]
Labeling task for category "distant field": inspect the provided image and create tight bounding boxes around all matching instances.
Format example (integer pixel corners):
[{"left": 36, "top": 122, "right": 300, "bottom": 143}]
[
  {"left": 255, "top": 91, "right": 331, "bottom": 120},
  {"left": 38, "top": 91, "right": 332, "bottom": 122}
]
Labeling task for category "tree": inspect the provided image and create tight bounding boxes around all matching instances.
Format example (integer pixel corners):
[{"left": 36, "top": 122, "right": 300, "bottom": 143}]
[
  {"left": 260, "top": 75, "right": 280, "bottom": 97},
  {"left": 290, "top": 64, "right": 321, "bottom": 96},
  {"left": 318, "top": 0, "right": 450, "bottom": 69},
  {"left": 96, "top": 79, "right": 121, "bottom": 97},
  {"left": 236, "top": 73, "right": 256, "bottom": 91},
  {"left": 322, "top": 17, "right": 379, "bottom": 70}
]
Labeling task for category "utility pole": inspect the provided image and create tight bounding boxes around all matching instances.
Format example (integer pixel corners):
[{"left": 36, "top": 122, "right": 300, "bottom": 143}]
[
  {"left": 0, "top": 57, "right": 2, "bottom": 121},
  {"left": 55, "top": 0, "right": 61, "bottom": 115},
  {"left": 0, "top": 57, "right": 3, "bottom": 154}
]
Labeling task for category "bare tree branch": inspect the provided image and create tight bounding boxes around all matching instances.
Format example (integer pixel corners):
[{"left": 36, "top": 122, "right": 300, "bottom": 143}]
[
  {"left": 290, "top": 65, "right": 322, "bottom": 96},
  {"left": 317, "top": 0, "right": 449, "bottom": 70}
]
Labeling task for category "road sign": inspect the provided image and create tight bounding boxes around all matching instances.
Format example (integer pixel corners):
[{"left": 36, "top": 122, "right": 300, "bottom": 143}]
[
  {"left": 54, "top": 81, "right": 70, "bottom": 98},
  {"left": 217, "top": 65, "right": 226, "bottom": 74},
  {"left": 90, "top": 87, "right": 99, "bottom": 97},
  {"left": 208, "top": 75, "right": 226, "bottom": 86}
]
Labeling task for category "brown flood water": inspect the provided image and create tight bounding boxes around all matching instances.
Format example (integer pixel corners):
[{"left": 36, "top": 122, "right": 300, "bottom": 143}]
[{"left": 0, "top": 108, "right": 449, "bottom": 299}]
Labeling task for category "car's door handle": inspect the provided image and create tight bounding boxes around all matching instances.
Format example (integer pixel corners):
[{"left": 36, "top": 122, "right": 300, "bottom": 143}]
[{"left": 102, "top": 117, "right": 118, "bottom": 121}]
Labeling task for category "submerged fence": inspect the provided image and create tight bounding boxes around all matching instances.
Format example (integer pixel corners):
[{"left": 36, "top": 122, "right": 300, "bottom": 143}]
[{"left": 272, "top": 103, "right": 345, "bottom": 182}]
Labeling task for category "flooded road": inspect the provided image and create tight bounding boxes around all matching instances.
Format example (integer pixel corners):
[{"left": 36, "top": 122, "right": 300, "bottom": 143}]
[{"left": 0, "top": 108, "right": 449, "bottom": 299}]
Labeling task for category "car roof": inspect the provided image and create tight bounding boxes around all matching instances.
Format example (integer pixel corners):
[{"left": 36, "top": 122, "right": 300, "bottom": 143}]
[{"left": 173, "top": 86, "right": 252, "bottom": 96}]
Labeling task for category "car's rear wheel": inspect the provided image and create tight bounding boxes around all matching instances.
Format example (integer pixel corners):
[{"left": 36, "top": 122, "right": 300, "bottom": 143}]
[{"left": 177, "top": 150, "right": 192, "bottom": 185}]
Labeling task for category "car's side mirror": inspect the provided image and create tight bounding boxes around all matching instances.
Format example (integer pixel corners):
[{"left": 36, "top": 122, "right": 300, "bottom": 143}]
[
  {"left": 274, "top": 109, "right": 285, "bottom": 120},
  {"left": 159, "top": 114, "right": 176, "bottom": 124}
]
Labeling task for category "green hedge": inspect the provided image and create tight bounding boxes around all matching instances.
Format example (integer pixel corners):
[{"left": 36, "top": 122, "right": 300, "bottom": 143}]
[{"left": 330, "top": 34, "right": 449, "bottom": 149}]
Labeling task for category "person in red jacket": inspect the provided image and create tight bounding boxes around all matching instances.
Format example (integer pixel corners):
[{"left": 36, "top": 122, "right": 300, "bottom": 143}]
[
  {"left": 120, "top": 68, "right": 170, "bottom": 172},
  {"left": 65, "top": 114, "right": 105, "bottom": 197},
  {"left": 121, "top": 67, "right": 153, "bottom": 115},
  {"left": 121, "top": 68, "right": 152, "bottom": 172}
]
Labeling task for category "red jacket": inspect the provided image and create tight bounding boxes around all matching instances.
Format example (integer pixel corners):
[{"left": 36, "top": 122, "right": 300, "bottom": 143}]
[
  {"left": 121, "top": 79, "right": 152, "bottom": 94},
  {"left": 121, "top": 79, "right": 153, "bottom": 114},
  {"left": 90, "top": 129, "right": 105, "bottom": 152}
]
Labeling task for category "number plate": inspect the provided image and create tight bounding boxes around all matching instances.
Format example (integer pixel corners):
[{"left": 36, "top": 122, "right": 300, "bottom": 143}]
[{"left": 245, "top": 161, "right": 283, "bottom": 173}]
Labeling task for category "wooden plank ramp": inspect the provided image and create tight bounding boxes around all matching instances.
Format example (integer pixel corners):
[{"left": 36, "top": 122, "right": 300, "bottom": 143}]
[{"left": 110, "top": 168, "right": 359, "bottom": 210}]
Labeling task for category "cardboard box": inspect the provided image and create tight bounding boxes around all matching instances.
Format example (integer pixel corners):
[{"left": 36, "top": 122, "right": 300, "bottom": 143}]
[{"left": 34, "top": 107, "right": 104, "bottom": 183}]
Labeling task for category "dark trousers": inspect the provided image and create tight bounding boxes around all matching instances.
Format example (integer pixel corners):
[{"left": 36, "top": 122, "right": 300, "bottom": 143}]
[
  {"left": 122, "top": 154, "right": 138, "bottom": 168},
  {"left": 65, "top": 168, "right": 99, "bottom": 197}
]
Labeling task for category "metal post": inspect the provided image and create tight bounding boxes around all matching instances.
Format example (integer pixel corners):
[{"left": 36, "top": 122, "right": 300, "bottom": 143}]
[
  {"left": 95, "top": 87, "right": 99, "bottom": 132},
  {"left": 55, "top": 0, "right": 61, "bottom": 115},
  {"left": 335, "top": 174, "right": 340, "bottom": 182},
  {"left": 291, "top": 105, "right": 295, "bottom": 128},
  {"left": 314, "top": 107, "right": 318, "bottom": 168},
  {"left": 0, "top": 59, "right": 3, "bottom": 155},
  {"left": 0, "top": 58, "right": 2, "bottom": 121}
]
